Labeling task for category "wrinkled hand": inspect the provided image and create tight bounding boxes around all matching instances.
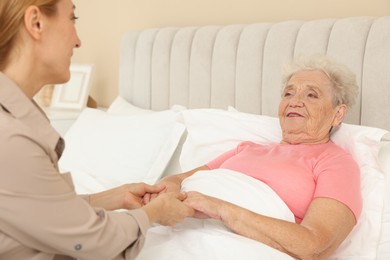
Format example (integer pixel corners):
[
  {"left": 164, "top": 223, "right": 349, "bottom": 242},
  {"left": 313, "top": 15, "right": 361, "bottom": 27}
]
[
  {"left": 89, "top": 183, "right": 166, "bottom": 211},
  {"left": 143, "top": 175, "right": 182, "bottom": 204},
  {"left": 143, "top": 191, "right": 195, "bottom": 226},
  {"left": 184, "top": 191, "right": 225, "bottom": 220}
]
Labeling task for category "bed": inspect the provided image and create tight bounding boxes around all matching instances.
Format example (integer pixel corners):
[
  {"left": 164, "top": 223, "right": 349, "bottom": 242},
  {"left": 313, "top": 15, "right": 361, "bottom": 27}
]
[{"left": 59, "top": 16, "right": 390, "bottom": 259}]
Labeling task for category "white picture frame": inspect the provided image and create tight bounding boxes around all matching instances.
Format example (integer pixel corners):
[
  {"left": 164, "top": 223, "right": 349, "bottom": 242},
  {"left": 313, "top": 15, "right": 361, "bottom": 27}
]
[{"left": 50, "top": 64, "right": 94, "bottom": 110}]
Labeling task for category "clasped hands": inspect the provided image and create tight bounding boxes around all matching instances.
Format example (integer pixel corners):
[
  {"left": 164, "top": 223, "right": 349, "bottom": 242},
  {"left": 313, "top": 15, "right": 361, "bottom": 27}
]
[
  {"left": 143, "top": 175, "right": 225, "bottom": 221},
  {"left": 88, "top": 175, "right": 223, "bottom": 225}
]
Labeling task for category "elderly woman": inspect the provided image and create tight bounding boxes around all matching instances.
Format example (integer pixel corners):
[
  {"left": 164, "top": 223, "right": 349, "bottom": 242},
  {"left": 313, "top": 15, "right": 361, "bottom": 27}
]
[
  {"left": 0, "top": 0, "right": 194, "bottom": 259},
  {"left": 148, "top": 56, "right": 361, "bottom": 259}
]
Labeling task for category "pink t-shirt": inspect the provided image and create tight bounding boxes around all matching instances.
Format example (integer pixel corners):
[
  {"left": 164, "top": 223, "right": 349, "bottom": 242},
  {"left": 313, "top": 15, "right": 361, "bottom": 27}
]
[{"left": 207, "top": 141, "right": 362, "bottom": 223}]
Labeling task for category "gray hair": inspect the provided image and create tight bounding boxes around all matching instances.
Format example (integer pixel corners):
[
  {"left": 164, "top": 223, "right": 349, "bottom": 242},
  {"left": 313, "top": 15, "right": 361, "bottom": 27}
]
[{"left": 281, "top": 55, "right": 359, "bottom": 108}]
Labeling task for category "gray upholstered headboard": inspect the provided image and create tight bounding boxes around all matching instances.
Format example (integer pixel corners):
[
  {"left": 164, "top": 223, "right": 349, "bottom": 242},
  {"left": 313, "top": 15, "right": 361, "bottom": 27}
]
[{"left": 118, "top": 16, "right": 390, "bottom": 131}]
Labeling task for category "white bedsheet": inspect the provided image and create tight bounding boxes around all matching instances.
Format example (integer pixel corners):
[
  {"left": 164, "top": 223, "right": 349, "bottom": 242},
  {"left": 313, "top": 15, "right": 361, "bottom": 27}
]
[{"left": 136, "top": 169, "right": 295, "bottom": 260}]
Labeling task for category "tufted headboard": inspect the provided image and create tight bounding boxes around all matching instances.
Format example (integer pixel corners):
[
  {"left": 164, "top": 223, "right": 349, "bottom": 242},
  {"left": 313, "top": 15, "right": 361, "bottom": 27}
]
[{"left": 118, "top": 16, "right": 390, "bottom": 131}]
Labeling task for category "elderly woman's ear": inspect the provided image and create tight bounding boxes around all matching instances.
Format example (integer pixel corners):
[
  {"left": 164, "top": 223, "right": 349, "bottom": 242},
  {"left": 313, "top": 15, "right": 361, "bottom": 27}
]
[{"left": 333, "top": 104, "right": 347, "bottom": 127}]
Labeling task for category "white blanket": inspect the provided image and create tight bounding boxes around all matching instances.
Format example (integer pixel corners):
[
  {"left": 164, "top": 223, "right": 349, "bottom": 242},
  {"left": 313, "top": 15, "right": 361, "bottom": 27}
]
[{"left": 136, "top": 169, "right": 295, "bottom": 260}]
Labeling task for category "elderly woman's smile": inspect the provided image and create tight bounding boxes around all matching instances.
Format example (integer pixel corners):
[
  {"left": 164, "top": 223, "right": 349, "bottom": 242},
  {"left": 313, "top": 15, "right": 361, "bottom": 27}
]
[{"left": 286, "top": 112, "right": 304, "bottom": 117}]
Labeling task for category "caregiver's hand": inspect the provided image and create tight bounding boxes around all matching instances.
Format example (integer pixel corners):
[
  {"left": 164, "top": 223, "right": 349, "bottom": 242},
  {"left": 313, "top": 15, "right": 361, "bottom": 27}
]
[
  {"left": 143, "top": 165, "right": 210, "bottom": 204},
  {"left": 143, "top": 175, "right": 182, "bottom": 204},
  {"left": 143, "top": 192, "right": 195, "bottom": 226},
  {"left": 89, "top": 183, "right": 166, "bottom": 211}
]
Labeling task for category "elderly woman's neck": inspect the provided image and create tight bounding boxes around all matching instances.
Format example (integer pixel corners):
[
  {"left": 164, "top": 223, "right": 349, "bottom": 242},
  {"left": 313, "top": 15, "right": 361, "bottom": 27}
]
[{"left": 281, "top": 133, "right": 331, "bottom": 145}]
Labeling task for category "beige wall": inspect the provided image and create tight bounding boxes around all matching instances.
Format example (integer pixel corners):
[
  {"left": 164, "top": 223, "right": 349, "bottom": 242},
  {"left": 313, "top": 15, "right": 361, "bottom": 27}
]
[{"left": 72, "top": 0, "right": 390, "bottom": 107}]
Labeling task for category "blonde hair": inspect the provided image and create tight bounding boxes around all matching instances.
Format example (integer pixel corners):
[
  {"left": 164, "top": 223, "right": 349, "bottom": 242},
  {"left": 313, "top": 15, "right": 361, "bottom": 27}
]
[
  {"left": 281, "top": 55, "right": 359, "bottom": 108},
  {"left": 0, "top": 0, "right": 59, "bottom": 70}
]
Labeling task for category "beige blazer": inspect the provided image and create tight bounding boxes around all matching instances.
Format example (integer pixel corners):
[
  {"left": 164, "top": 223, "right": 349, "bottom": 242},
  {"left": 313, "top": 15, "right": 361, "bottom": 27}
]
[{"left": 0, "top": 73, "right": 149, "bottom": 260}]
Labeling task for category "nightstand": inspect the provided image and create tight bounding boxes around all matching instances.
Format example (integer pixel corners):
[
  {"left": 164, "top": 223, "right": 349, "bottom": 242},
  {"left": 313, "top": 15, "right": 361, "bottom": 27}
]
[{"left": 44, "top": 108, "right": 81, "bottom": 136}]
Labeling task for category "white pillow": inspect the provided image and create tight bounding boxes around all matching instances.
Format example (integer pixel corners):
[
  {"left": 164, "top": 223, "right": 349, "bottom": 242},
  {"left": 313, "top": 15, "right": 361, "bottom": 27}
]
[
  {"left": 107, "top": 96, "right": 186, "bottom": 115},
  {"left": 107, "top": 96, "right": 187, "bottom": 177},
  {"left": 177, "top": 107, "right": 389, "bottom": 259},
  {"left": 59, "top": 107, "right": 185, "bottom": 193},
  {"left": 107, "top": 96, "right": 156, "bottom": 115},
  {"left": 377, "top": 140, "right": 390, "bottom": 256}
]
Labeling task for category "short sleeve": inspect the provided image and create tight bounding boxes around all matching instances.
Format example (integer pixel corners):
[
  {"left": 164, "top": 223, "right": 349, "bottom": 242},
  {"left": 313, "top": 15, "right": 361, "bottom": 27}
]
[{"left": 314, "top": 151, "right": 362, "bottom": 221}]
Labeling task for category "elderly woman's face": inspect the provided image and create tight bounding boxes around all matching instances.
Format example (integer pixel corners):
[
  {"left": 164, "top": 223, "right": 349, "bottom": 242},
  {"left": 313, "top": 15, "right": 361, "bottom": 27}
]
[{"left": 278, "top": 70, "right": 344, "bottom": 144}]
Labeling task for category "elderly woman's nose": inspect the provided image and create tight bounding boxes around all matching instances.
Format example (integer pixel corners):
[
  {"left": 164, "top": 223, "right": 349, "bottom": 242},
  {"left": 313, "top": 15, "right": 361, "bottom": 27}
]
[{"left": 289, "top": 94, "right": 304, "bottom": 107}]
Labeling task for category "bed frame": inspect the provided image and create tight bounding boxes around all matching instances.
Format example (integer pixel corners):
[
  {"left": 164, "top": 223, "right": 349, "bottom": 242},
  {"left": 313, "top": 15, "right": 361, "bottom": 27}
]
[
  {"left": 119, "top": 16, "right": 390, "bottom": 132},
  {"left": 117, "top": 16, "right": 390, "bottom": 259}
]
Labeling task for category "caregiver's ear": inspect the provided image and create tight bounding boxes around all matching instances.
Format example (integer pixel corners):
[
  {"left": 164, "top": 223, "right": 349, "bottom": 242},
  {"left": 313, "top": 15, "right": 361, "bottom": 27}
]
[{"left": 24, "top": 5, "right": 44, "bottom": 40}]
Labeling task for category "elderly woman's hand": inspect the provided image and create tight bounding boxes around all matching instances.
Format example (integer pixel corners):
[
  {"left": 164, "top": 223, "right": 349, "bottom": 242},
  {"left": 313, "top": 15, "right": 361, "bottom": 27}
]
[
  {"left": 184, "top": 191, "right": 227, "bottom": 220},
  {"left": 89, "top": 183, "right": 166, "bottom": 211}
]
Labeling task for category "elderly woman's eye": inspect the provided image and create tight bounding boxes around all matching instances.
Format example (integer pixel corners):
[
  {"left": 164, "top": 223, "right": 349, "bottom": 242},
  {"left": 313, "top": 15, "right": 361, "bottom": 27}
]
[{"left": 307, "top": 93, "right": 318, "bottom": 98}]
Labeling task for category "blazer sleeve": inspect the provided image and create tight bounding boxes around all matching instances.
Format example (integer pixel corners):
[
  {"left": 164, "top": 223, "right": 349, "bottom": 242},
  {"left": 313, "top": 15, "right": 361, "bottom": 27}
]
[{"left": 0, "top": 128, "right": 150, "bottom": 259}]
